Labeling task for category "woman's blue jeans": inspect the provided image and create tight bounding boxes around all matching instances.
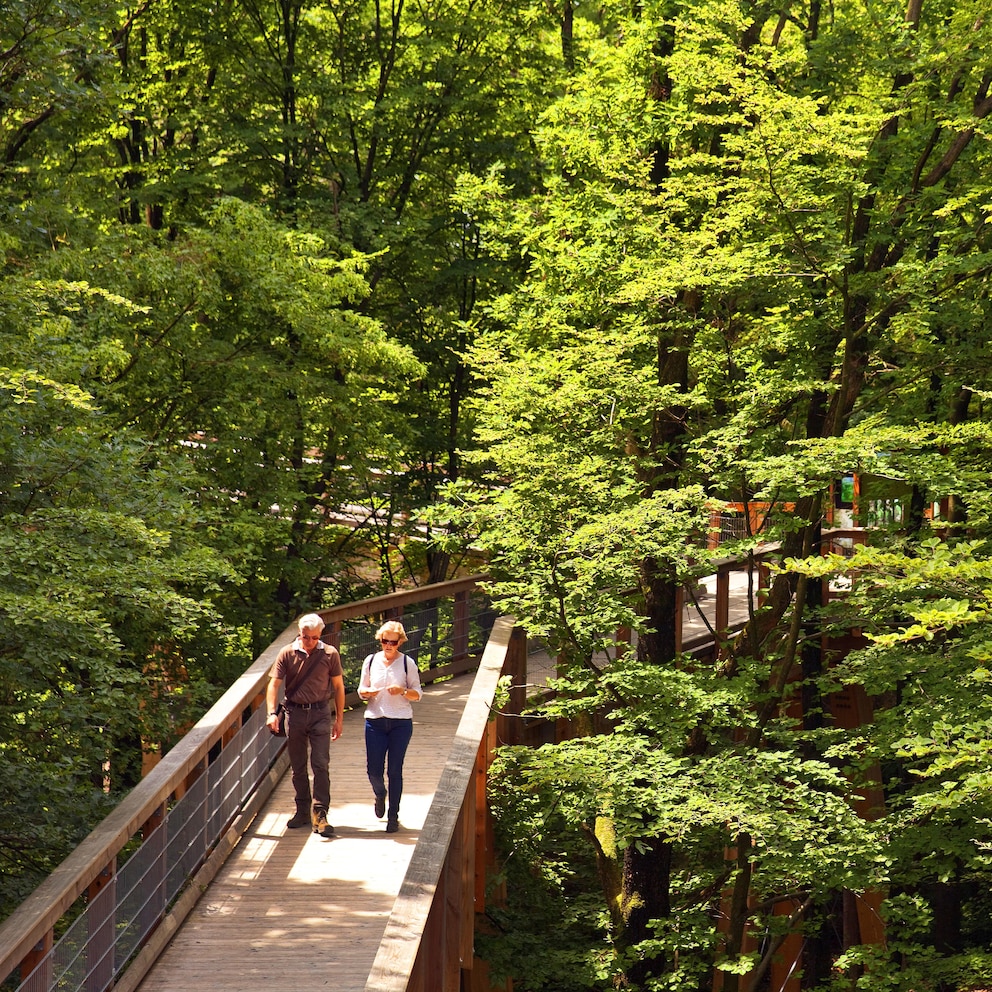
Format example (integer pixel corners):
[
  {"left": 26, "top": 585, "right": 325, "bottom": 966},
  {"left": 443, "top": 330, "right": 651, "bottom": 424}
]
[{"left": 365, "top": 717, "right": 413, "bottom": 820}]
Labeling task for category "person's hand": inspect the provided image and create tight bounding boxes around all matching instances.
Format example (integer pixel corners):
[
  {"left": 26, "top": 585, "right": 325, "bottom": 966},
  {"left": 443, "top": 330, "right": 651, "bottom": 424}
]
[
  {"left": 266, "top": 713, "right": 279, "bottom": 730},
  {"left": 387, "top": 684, "right": 405, "bottom": 695},
  {"left": 331, "top": 718, "right": 344, "bottom": 742}
]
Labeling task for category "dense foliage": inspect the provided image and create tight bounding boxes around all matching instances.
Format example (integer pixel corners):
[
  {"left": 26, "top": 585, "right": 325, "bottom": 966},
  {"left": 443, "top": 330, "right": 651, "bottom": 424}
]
[
  {"left": 4, "top": 0, "right": 992, "bottom": 989},
  {"left": 432, "top": 0, "right": 992, "bottom": 990},
  {"left": 0, "top": 0, "right": 555, "bottom": 921}
]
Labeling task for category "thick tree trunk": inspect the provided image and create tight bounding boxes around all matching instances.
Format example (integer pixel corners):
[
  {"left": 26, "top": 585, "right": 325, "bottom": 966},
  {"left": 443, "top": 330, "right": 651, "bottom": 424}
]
[
  {"left": 616, "top": 314, "right": 690, "bottom": 981},
  {"left": 620, "top": 836, "right": 673, "bottom": 988},
  {"left": 637, "top": 556, "right": 679, "bottom": 666}
]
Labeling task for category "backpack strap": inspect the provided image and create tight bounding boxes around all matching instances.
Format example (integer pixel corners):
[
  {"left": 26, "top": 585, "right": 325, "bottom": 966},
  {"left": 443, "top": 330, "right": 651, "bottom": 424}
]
[
  {"left": 365, "top": 651, "right": 414, "bottom": 689},
  {"left": 401, "top": 653, "right": 419, "bottom": 689}
]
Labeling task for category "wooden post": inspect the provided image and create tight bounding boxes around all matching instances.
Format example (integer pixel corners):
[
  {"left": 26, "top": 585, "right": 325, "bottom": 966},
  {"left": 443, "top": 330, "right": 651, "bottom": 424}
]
[
  {"left": 452, "top": 590, "right": 470, "bottom": 664},
  {"left": 615, "top": 625, "right": 631, "bottom": 658},
  {"left": 768, "top": 899, "right": 803, "bottom": 992},
  {"left": 474, "top": 732, "right": 491, "bottom": 911},
  {"left": 444, "top": 801, "right": 467, "bottom": 989},
  {"left": 708, "top": 507, "right": 722, "bottom": 549},
  {"left": 459, "top": 767, "right": 477, "bottom": 970},
  {"left": 221, "top": 715, "right": 239, "bottom": 749},
  {"left": 324, "top": 619, "right": 342, "bottom": 650},
  {"left": 19, "top": 932, "right": 52, "bottom": 992},
  {"left": 715, "top": 567, "right": 730, "bottom": 640},
  {"left": 139, "top": 804, "right": 167, "bottom": 944},
  {"left": 496, "top": 626, "right": 527, "bottom": 746}
]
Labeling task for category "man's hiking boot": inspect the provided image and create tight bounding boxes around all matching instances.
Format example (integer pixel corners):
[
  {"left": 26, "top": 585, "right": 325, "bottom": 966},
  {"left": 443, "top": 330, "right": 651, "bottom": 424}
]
[{"left": 313, "top": 809, "right": 335, "bottom": 838}]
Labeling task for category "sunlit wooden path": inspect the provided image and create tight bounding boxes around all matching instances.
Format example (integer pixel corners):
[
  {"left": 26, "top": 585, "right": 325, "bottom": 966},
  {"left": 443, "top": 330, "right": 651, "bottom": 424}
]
[
  {"left": 132, "top": 571, "right": 756, "bottom": 992},
  {"left": 135, "top": 672, "right": 475, "bottom": 992}
]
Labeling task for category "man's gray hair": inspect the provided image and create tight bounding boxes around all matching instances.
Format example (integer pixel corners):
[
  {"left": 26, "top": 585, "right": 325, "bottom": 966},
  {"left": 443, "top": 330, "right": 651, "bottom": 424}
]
[{"left": 298, "top": 612, "right": 325, "bottom": 632}]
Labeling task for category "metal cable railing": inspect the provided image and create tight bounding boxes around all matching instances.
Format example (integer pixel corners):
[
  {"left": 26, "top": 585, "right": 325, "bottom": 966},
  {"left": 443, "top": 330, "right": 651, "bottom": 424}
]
[{"left": 19, "top": 708, "right": 280, "bottom": 992}]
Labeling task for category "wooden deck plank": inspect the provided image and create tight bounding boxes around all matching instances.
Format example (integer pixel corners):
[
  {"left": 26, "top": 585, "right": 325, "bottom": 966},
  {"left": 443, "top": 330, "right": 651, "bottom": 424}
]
[{"left": 136, "top": 674, "right": 474, "bottom": 992}]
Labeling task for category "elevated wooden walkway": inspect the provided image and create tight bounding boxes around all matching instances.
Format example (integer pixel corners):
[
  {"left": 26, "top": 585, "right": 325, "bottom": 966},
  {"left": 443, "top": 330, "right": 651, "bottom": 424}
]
[
  {"left": 134, "top": 569, "right": 759, "bottom": 992},
  {"left": 1, "top": 556, "right": 771, "bottom": 992},
  {"left": 134, "top": 673, "right": 475, "bottom": 992}
]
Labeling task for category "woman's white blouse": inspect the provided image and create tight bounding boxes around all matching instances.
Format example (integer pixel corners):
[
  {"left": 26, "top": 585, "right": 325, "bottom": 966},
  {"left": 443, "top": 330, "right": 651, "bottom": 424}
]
[{"left": 359, "top": 652, "right": 422, "bottom": 719}]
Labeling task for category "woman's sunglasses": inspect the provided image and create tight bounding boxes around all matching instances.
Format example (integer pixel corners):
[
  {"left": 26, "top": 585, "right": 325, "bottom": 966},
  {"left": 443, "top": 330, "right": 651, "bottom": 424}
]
[{"left": 381, "top": 638, "right": 399, "bottom": 645}]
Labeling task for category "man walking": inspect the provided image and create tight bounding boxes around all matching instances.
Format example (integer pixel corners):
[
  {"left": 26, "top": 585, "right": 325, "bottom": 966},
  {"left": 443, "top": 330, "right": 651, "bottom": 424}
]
[{"left": 266, "top": 613, "right": 345, "bottom": 837}]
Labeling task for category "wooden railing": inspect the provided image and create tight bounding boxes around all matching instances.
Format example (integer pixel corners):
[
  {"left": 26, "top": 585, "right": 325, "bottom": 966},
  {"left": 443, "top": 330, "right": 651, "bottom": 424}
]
[
  {"left": 0, "top": 576, "right": 491, "bottom": 992},
  {"left": 676, "top": 529, "right": 868, "bottom": 658}
]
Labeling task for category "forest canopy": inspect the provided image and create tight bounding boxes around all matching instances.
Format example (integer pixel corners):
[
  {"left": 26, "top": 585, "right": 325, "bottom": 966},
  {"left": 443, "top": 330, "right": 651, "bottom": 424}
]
[{"left": 4, "top": 0, "right": 992, "bottom": 989}]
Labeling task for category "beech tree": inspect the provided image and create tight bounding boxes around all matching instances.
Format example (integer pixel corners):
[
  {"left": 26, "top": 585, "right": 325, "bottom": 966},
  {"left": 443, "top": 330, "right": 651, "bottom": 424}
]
[
  {"left": 2, "top": 0, "right": 559, "bottom": 593},
  {"left": 0, "top": 359, "right": 231, "bottom": 918},
  {"left": 437, "top": 0, "right": 992, "bottom": 988}
]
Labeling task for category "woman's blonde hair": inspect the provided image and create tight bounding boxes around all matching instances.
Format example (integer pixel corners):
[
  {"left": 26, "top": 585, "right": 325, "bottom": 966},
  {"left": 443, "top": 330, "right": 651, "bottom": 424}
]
[{"left": 375, "top": 620, "right": 408, "bottom": 645}]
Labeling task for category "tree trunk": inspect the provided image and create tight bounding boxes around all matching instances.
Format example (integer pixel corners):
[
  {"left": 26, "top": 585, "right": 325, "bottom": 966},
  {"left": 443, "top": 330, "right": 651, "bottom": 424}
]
[
  {"left": 720, "top": 832, "right": 753, "bottom": 992},
  {"left": 620, "top": 836, "right": 673, "bottom": 987}
]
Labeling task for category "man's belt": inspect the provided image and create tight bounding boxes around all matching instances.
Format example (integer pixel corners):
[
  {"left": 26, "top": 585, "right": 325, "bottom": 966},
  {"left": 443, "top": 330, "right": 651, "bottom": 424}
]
[{"left": 286, "top": 699, "right": 328, "bottom": 710}]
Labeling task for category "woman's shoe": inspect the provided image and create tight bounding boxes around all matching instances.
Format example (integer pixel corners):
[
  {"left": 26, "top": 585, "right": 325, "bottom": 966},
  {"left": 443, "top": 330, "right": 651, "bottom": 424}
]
[{"left": 386, "top": 818, "right": 399, "bottom": 833}]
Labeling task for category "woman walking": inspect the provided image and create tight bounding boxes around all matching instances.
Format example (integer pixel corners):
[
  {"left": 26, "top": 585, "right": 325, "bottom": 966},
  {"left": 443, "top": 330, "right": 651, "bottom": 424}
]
[{"left": 358, "top": 621, "right": 422, "bottom": 832}]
